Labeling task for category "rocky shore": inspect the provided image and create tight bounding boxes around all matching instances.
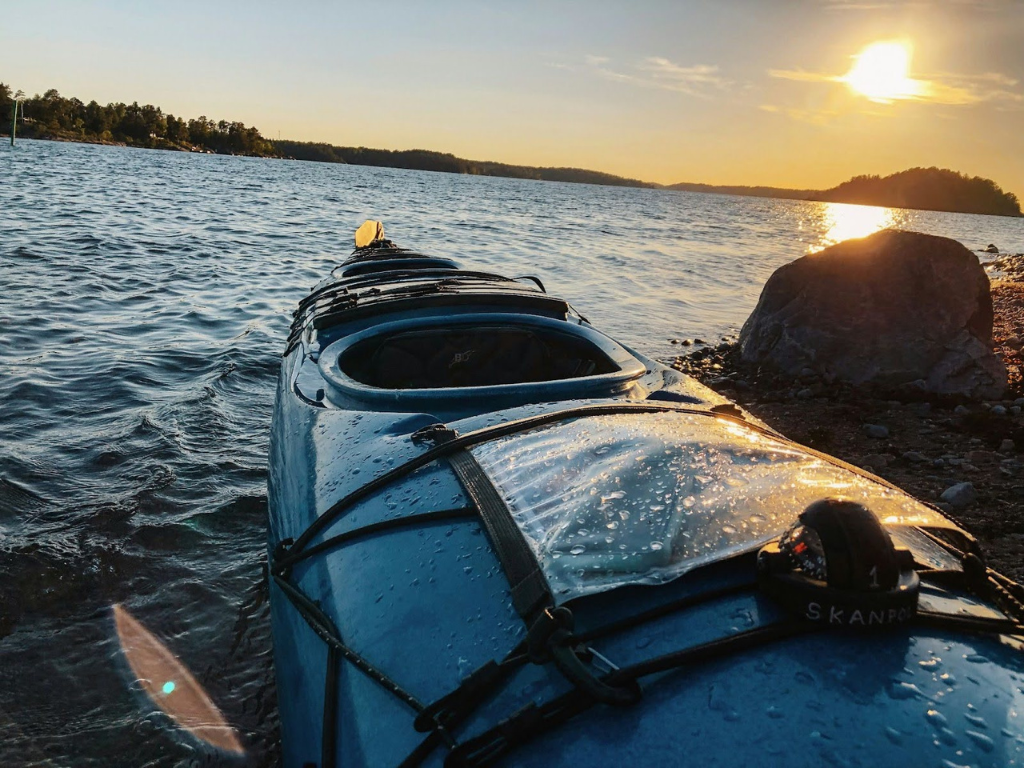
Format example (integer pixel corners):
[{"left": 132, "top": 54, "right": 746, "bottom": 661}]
[{"left": 673, "top": 256, "right": 1024, "bottom": 582}]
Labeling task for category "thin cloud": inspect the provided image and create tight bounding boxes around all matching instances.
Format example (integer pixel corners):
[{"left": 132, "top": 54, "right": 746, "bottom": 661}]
[
  {"left": 760, "top": 103, "right": 838, "bottom": 125},
  {"left": 819, "top": 0, "right": 1006, "bottom": 9},
  {"left": 584, "top": 55, "right": 730, "bottom": 97},
  {"left": 768, "top": 66, "right": 1022, "bottom": 107},
  {"left": 822, "top": 2, "right": 908, "bottom": 10},
  {"left": 768, "top": 69, "right": 838, "bottom": 84}
]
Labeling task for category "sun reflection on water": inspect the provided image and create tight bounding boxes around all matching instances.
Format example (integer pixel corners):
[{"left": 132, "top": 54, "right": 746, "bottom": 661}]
[{"left": 809, "top": 202, "right": 909, "bottom": 252}]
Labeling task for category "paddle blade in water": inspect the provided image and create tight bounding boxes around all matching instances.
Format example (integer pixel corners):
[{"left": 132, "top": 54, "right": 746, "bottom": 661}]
[
  {"left": 355, "top": 219, "right": 384, "bottom": 249},
  {"left": 112, "top": 604, "right": 245, "bottom": 755}
]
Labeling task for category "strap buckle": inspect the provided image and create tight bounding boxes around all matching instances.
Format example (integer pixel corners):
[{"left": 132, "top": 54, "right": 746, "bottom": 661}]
[
  {"left": 526, "top": 607, "right": 573, "bottom": 663},
  {"left": 527, "top": 607, "right": 641, "bottom": 707},
  {"left": 271, "top": 537, "right": 295, "bottom": 577},
  {"left": 411, "top": 423, "right": 459, "bottom": 446}
]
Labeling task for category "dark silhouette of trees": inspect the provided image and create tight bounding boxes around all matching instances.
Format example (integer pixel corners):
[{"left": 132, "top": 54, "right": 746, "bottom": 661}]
[
  {"left": 812, "top": 167, "right": 1020, "bottom": 217},
  {"left": 0, "top": 83, "right": 12, "bottom": 125},
  {"left": 273, "top": 140, "right": 653, "bottom": 188},
  {"left": 3, "top": 81, "right": 1018, "bottom": 211},
  {"left": 1, "top": 83, "right": 277, "bottom": 156},
  {"left": 667, "top": 168, "right": 1020, "bottom": 217}
]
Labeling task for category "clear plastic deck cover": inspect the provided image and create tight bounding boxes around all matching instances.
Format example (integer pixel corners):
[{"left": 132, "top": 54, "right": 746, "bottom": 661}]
[{"left": 470, "top": 412, "right": 955, "bottom": 603}]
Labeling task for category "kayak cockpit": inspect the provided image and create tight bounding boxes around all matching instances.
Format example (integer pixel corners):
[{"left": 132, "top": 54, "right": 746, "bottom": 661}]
[
  {"left": 339, "top": 323, "right": 617, "bottom": 389},
  {"left": 317, "top": 313, "right": 647, "bottom": 408}
]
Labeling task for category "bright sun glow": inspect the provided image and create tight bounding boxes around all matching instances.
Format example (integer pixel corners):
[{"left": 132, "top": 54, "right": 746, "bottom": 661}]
[
  {"left": 811, "top": 203, "right": 905, "bottom": 252},
  {"left": 842, "top": 42, "right": 922, "bottom": 103}
]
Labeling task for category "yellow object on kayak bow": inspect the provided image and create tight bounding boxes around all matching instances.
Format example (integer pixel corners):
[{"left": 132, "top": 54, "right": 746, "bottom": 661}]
[{"left": 355, "top": 220, "right": 385, "bottom": 249}]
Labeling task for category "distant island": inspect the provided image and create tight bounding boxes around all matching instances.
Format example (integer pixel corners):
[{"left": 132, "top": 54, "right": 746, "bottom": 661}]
[
  {"left": 274, "top": 140, "right": 652, "bottom": 187},
  {"left": 670, "top": 168, "right": 1021, "bottom": 218},
  {"left": 2, "top": 82, "right": 1018, "bottom": 216},
  {"left": 812, "top": 168, "right": 1021, "bottom": 217}
]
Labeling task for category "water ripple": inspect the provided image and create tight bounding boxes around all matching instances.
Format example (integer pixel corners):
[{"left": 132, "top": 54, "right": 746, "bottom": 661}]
[{"left": 1, "top": 138, "right": 1023, "bottom": 766}]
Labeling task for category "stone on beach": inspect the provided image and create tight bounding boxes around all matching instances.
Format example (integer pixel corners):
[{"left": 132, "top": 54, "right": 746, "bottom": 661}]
[
  {"left": 738, "top": 230, "right": 1007, "bottom": 399},
  {"left": 939, "top": 481, "right": 977, "bottom": 507}
]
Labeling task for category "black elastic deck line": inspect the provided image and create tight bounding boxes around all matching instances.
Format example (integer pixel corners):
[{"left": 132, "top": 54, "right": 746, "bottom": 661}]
[
  {"left": 445, "top": 621, "right": 823, "bottom": 768},
  {"left": 287, "top": 506, "right": 477, "bottom": 568},
  {"left": 272, "top": 507, "right": 482, "bottom": 767},
  {"left": 574, "top": 578, "right": 759, "bottom": 643},
  {"left": 915, "top": 611, "right": 1024, "bottom": 636},
  {"left": 325, "top": 269, "right": 518, "bottom": 295},
  {"left": 293, "top": 275, "right": 552, "bottom": 331},
  {"left": 271, "top": 574, "right": 425, "bottom": 714},
  {"left": 341, "top": 245, "right": 418, "bottom": 264},
  {"left": 310, "top": 292, "right": 569, "bottom": 332}
]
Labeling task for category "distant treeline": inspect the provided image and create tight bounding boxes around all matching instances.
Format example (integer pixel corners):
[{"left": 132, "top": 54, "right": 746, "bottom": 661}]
[
  {"left": 811, "top": 167, "right": 1021, "bottom": 217},
  {"left": 666, "top": 181, "right": 814, "bottom": 200},
  {"left": 668, "top": 168, "right": 1021, "bottom": 217},
  {"left": 3, "top": 82, "right": 1019, "bottom": 214},
  {"left": 274, "top": 140, "right": 653, "bottom": 187},
  {"left": 0, "top": 81, "right": 649, "bottom": 186},
  {"left": 0, "top": 82, "right": 277, "bottom": 156}
]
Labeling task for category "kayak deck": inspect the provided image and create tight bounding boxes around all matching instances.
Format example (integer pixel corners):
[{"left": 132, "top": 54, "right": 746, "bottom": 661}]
[{"left": 268, "top": 227, "right": 1024, "bottom": 768}]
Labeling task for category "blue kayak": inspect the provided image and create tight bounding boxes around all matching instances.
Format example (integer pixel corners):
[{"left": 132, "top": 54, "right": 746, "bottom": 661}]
[{"left": 268, "top": 222, "right": 1024, "bottom": 768}]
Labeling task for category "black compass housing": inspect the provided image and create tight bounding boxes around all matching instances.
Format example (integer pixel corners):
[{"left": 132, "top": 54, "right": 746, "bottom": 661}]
[{"left": 758, "top": 498, "right": 920, "bottom": 629}]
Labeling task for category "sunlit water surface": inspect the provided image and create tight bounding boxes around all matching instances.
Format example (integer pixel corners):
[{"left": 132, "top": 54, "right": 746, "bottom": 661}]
[{"left": 1, "top": 139, "right": 1022, "bottom": 766}]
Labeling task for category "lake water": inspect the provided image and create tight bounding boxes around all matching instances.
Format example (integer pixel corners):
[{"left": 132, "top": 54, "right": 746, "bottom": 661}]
[{"left": 2, "top": 138, "right": 1022, "bottom": 766}]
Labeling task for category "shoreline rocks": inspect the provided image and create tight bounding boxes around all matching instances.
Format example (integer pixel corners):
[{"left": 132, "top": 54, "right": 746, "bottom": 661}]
[
  {"left": 738, "top": 230, "right": 1006, "bottom": 399},
  {"left": 673, "top": 237, "right": 1024, "bottom": 582}
]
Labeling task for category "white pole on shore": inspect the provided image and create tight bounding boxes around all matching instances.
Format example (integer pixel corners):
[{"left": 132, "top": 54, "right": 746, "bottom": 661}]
[{"left": 10, "top": 93, "right": 24, "bottom": 147}]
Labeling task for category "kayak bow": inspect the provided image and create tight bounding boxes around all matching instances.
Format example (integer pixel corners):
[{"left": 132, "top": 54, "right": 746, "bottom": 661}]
[{"left": 268, "top": 222, "right": 1024, "bottom": 768}]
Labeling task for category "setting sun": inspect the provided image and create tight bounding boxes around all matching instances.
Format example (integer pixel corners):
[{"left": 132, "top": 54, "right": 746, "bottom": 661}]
[{"left": 842, "top": 41, "right": 922, "bottom": 103}]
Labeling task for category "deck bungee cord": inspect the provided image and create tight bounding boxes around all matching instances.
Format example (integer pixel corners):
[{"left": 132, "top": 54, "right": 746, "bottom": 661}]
[{"left": 269, "top": 402, "right": 1024, "bottom": 768}]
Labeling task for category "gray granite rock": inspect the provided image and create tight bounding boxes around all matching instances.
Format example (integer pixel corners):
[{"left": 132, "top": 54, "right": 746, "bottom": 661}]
[
  {"left": 940, "top": 482, "right": 977, "bottom": 507},
  {"left": 739, "top": 230, "right": 1006, "bottom": 399}
]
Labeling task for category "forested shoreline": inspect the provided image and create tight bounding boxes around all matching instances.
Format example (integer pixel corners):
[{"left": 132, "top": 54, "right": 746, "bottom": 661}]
[
  {"left": 274, "top": 140, "right": 653, "bottom": 187},
  {"left": 667, "top": 169, "right": 1021, "bottom": 217},
  {"left": 3, "top": 82, "right": 1019, "bottom": 215},
  {"left": 0, "top": 83, "right": 277, "bottom": 156},
  {"left": 811, "top": 168, "right": 1021, "bottom": 217},
  {"left": 0, "top": 82, "right": 649, "bottom": 187}
]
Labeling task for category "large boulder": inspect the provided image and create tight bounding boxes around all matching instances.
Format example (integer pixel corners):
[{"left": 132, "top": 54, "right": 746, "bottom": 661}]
[{"left": 738, "top": 229, "right": 1006, "bottom": 399}]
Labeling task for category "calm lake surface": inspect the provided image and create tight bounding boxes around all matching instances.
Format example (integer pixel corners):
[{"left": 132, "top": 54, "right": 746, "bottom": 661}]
[{"left": 2, "top": 139, "right": 1023, "bottom": 766}]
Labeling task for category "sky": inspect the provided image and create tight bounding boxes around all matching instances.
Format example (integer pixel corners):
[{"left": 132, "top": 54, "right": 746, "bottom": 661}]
[{"left": 3, "top": 0, "right": 1023, "bottom": 193}]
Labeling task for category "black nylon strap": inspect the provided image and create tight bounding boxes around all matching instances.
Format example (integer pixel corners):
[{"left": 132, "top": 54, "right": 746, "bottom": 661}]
[
  {"left": 445, "top": 621, "right": 820, "bottom": 768},
  {"left": 447, "top": 449, "right": 552, "bottom": 620},
  {"left": 322, "top": 647, "right": 340, "bottom": 768}
]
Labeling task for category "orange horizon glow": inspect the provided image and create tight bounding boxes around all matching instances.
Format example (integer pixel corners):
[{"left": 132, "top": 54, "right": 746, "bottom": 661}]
[{"left": 2, "top": 2, "right": 1021, "bottom": 193}]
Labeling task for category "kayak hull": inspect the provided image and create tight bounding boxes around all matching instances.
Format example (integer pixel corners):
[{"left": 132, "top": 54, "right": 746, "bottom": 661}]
[{"left": 269, "top": 234, "right": 1024, "bottom": 767}]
